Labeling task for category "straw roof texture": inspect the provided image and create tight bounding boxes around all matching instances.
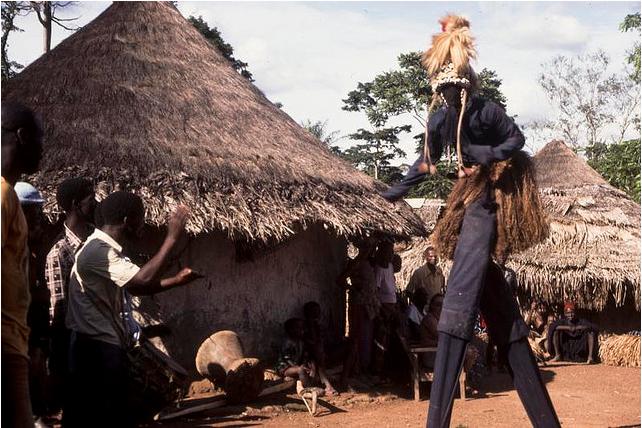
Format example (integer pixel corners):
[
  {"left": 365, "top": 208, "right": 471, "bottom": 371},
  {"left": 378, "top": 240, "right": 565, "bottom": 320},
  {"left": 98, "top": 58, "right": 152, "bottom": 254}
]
[
  {"left": 2, "top": 2, "right": 424, "bottom": 241},
  {"left": 510, "top": 141, "right": 640, "bottom": 310},
  {"left": 397, "top": 141, "right": 640, "bottom": 311}
]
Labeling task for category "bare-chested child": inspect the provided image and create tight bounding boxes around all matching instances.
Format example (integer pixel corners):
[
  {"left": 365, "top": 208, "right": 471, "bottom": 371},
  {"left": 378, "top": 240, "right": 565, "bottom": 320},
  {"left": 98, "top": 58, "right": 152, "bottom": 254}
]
[
  {"left": 276, "top": 317, "right": 336, "bottom": 395},
  {"left": 303, "top": 302, "right": 338, "bottom": 396}
]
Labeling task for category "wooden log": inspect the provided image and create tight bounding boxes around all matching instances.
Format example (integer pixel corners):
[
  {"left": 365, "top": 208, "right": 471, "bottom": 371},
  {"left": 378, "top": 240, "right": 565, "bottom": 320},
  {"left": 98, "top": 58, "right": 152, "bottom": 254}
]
[{"left": 155, "top": 379, "right": 295, "bottom": 421}]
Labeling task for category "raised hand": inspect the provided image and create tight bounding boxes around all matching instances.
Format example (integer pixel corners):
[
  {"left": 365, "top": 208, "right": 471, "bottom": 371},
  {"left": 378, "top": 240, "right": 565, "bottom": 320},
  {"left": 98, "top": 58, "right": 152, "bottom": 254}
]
[{"left": 167, "top": 205, "right": 190, "bottom": 241}]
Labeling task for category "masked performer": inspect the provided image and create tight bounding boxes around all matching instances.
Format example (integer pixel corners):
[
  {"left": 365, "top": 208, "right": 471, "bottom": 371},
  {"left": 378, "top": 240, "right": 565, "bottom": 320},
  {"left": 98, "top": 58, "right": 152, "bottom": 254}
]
[{"left": 382, "top": 15, "right": 560, "bottom": 428}]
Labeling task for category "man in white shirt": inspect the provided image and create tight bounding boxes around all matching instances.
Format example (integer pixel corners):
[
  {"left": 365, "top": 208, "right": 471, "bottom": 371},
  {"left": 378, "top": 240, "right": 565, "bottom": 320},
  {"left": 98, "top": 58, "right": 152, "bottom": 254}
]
[{"left": 65, "top": 191, "right": 200, "bottom": 428}]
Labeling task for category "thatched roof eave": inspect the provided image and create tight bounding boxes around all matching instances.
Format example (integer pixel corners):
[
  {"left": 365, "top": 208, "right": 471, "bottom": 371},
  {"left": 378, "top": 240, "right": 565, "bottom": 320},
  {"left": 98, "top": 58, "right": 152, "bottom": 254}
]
[{"left": 31, "top": 166, "right": 425, "bottom": 241}]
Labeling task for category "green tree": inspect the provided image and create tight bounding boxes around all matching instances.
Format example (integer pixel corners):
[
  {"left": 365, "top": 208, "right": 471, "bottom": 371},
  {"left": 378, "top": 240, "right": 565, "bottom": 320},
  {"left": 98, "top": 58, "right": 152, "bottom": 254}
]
[
  {"left": 406, "top": 162, "right": 454, "bottom": 199},
  {"left": 188, "top": 15, "right": 253, "bottom": 81},
  {"left": 339, "top": 126, "right": 410, "bottom": 181},
  {"left": 477, "top": 69, "right": 507, "bottom": 110},
  {"left": 585, "top": 139, "right": 641, "bottom": 202},
  {"left": 620, "top": 12, "right": 641, "bottom": 83}
]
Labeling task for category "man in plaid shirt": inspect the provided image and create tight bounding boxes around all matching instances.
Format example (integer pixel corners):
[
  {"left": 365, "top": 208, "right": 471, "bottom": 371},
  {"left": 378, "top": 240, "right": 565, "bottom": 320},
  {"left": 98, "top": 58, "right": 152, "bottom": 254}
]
[{"left": 44, "top": 178, "right": 95, "bottom": 414}]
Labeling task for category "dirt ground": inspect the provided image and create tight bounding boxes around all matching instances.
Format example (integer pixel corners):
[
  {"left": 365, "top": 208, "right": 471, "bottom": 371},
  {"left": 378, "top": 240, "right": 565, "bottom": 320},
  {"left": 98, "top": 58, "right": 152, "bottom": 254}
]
[{"left": 153, "top": 363, "right": 640, "bottom": 428}]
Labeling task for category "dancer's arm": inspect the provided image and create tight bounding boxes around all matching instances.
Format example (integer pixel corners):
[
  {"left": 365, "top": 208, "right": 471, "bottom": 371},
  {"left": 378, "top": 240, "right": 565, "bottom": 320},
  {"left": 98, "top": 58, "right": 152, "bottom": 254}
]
[{"left": 381, "top": 113, "right": 444, "bottom": 202}]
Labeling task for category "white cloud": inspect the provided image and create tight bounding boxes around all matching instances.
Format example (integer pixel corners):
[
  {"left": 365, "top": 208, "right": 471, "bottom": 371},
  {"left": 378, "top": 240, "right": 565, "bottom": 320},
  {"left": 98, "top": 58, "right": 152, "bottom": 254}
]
[{"left": 499, "top": 14, "right": 590, "bottom": 51}]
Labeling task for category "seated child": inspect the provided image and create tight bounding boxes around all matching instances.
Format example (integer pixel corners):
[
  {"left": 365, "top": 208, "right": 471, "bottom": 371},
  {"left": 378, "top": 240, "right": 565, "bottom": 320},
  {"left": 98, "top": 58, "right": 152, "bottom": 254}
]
[
  {"left": 303, "top": 302, "right": 338, "bottom": 396},
  {"left": 276, "top": 317, "right": 337, "bottom": 396}
]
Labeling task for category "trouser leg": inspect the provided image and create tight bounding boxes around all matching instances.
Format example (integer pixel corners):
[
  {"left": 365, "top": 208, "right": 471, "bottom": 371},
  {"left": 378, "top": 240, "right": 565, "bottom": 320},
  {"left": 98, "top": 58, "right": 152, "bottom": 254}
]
[
  {"left": 372, "top": 303, "right": 396, "bottom": 375},
  {"left": 504, "top": 340, "right": 561, "bottom": 427},
  {"left": 427, "top": 195, "right": 497, "bottom": 428},
  {"left": 1, "top": 352, "right": 35, "bottom": 428},
  {"left": 65, "top": 333, "right": 130, "bottom": 428},
  {"left": 49, "top": 328, "right": 70, "bottom": 415},
  {"left": 480, "top": 263, "right": 560, "bottom": 428},
  {"left": 426, "top": 333, "right": 468, "bottom": 428}
]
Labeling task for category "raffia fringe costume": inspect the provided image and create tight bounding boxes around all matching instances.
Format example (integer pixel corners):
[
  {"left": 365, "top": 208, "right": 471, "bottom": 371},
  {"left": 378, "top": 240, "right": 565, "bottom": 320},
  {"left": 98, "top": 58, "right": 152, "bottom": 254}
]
[{"left": 433, "top": 150, "right": 548, "bottom": 263}]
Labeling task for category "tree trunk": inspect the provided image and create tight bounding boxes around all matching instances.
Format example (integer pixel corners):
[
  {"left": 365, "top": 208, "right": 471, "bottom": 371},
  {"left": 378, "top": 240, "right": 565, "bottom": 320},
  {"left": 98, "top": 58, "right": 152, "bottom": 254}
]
[{"left": 43, "top": 1, "right": 51, "bottom": 53}]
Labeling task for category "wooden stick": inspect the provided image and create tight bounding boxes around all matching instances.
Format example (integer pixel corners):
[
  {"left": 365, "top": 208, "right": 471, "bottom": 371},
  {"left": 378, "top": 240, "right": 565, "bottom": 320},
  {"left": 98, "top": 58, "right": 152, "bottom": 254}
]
[
  {"left": 259, "top": 380, "right": 295, "bottom": 396},
  {"left": 154, "top": 398, "right": 227, "bottom": 421},
  {"left": 154, "top": 379, "right": 297, "bottom": 421},
  {"left": 300, "top": 394, "right": 314, "bottom": 415}
]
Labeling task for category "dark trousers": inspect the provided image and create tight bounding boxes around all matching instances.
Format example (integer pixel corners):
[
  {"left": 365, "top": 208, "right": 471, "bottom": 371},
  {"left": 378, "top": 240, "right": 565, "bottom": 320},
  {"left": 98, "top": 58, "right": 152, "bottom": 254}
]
[
  {"left": 372, "top": 303, "right": 397, "bottom": 374},
  {"left": 2, "top": 351, "right": 35, "bottom": 428},
  {"left": 426, "top": 195, "right": 560, "bottom": 428},
  {"left": 48, "top": 327, "right": 70, "bottom": 413},
  {"left": 64, "top": 332, "right": 132, "bottom": 428}
]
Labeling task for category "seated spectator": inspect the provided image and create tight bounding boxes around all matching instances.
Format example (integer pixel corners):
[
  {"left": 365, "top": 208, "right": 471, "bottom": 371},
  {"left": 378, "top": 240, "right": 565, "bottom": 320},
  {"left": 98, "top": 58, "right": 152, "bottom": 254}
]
[
  {"left": 302, "top": 302, "right": 337, "bottom": 396},
  {"left": 418, "top": 293, "right": 474, "bottom": 372},
  {"left": 405, "top": 246, "right": 444, "bottom": 305},
  {"left": 523, "top": 300, "right": 550, "bottom": 363},
  {"left": 405, "top": 288, "right": 428, "bottom": 342},
  {"left": 524, "top": 300, "right": 547, "bottom": 334},
  {"left": 542, "top": 314, "right": 557, "bottom": 353},
  {"left": 547, "top": 302, "right": 598, "bottom": 364},
  {"left": 276, "top": 318, "right": 312, "bottom": 393}
]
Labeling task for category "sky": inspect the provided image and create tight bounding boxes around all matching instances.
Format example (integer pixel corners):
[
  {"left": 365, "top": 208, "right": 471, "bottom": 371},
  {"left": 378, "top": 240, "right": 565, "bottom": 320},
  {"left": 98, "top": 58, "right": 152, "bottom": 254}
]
[{"left": 6, "top": 1, "right": 641, "bottom": 164}]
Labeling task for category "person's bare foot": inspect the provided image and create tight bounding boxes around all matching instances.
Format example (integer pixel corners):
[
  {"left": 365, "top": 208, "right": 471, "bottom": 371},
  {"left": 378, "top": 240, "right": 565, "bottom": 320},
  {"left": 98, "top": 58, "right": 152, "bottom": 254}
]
[
  {"left": 586, "top": 358, "right": 595, "bottom": 365},
  {"left": 550, "top": 356, "right": 561, "bottom": 363},
  {"left": 325, "top": 385, "right": 338, "bottom": 396}
]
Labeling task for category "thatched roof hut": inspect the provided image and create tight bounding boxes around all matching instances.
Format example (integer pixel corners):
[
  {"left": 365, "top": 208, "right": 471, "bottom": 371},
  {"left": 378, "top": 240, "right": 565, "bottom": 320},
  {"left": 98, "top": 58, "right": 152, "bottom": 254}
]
[
  {"left": 397, "top": 141, "right": 640, "bottom": 314},
  {"left": 2, "top": 1, "right": 426, "bottom": 368},
  {"left": 511, "top": 141, "right": 640, "bottom": 311},
  {"left": 3, "top": 1, "right": 424, "bottom": 242}
]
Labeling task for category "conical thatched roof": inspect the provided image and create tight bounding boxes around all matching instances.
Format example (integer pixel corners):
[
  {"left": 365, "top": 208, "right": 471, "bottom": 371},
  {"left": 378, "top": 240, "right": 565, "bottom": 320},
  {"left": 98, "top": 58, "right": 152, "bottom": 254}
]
[
  {"left": 2, "top": 2, "right": 424, "bottom": 241},
  {"left": 510, "top": 141, "right": 640, "bottom": 310},
  {"left": 533, "top": 140, "right": 608, "bottom": 189},
  {"left": 397, "top": 141, "right": 640, "bottom": 311}
]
